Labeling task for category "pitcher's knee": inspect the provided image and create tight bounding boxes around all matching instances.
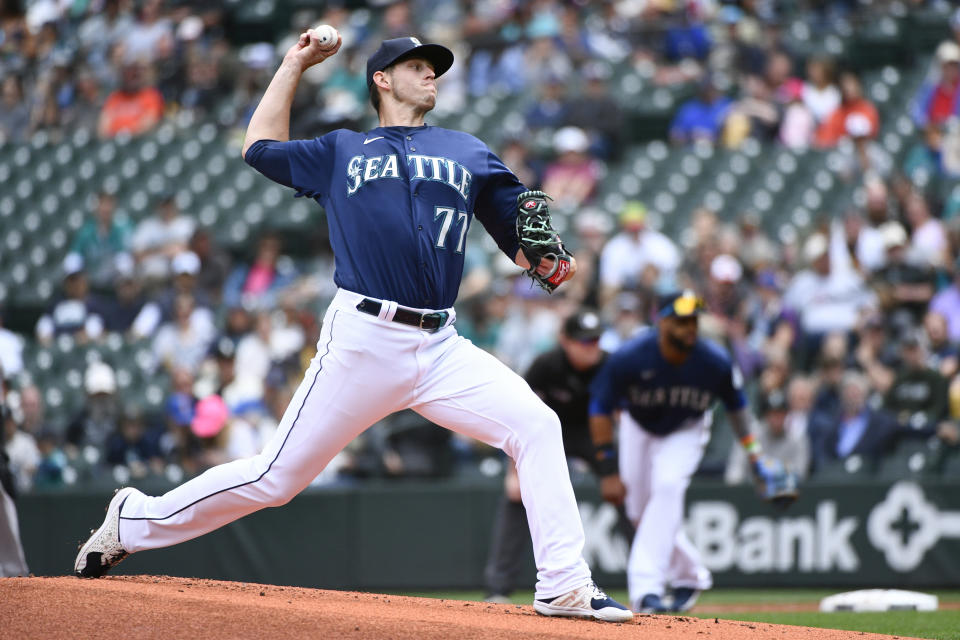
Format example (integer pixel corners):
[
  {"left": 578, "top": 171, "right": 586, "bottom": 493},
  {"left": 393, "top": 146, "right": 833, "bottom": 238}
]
[
  {"left": 651, "top": 477, "right": 689, "bottom": 502},
  {"left": 513, "top": 407, "right": 562, "bottom": 451}
]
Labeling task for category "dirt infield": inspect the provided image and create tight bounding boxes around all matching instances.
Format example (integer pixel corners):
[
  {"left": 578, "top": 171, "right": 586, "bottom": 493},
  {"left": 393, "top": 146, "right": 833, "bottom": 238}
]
[{"left": 0, "top": 576, "right": 920, "bottom": 640}]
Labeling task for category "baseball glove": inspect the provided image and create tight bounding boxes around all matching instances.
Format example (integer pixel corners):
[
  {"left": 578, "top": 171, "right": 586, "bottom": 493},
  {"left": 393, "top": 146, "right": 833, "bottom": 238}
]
[
  {"left": 752, "top": 458, "right": 799, "bottom": 510},
  {"left": 516, "top": 190, "right": 573, "bottom": 293}
]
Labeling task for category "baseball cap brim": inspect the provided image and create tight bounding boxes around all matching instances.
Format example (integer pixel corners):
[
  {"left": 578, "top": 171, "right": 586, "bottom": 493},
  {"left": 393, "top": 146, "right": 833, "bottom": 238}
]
[{"left": 367, "top": 39, "right": 454, "bottom": 87}]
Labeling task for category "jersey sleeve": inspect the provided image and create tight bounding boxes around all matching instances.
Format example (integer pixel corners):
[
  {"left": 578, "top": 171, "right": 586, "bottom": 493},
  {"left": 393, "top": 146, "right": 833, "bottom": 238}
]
[
  {"left": 589, "top": 353, "right": 626, "bottom": 417},
  {"left": 243, "top": 134, "right": 336, "bottom": 199},
  {"left": 473, "top": 149, "right": 524, "bottom": 260},
  {"left": 717, "top": 360, "right": 747, "bottom": 412}
]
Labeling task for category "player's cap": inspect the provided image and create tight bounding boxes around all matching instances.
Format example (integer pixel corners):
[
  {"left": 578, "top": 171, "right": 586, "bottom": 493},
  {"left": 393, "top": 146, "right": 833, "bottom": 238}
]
[
  {"left": 84, "top": 361, "right": 116, "bottom": 395},
  {"left": 658, "top": 290, "right": 705, "bottom": 319},
  {"left": 563, "top": 309, "right": 604, "bottom": 341},
  {"left": 366, "top": 37, "right": 454, "bottom": 87},
  {"left": 63, "top": 252, "right": 85, "bottom": 278},
  {"left": 172, "top": 251, "right": 201, "bottom": 276},
  {"left": 191, "top": 394, "right": 228, "bottom": 439}
]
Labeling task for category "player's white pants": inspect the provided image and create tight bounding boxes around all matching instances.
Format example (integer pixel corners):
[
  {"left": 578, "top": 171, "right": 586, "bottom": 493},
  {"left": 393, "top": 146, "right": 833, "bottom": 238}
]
[
  {"left": 118, "top": 289, "right": 592, "bottom": 599},
  {"left": 619, "top": 413, "right": 713, "bottom": 604}
]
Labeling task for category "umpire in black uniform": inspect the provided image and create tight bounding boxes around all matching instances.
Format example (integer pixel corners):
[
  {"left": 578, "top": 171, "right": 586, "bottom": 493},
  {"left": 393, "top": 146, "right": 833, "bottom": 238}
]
[{"left": 484, "top": 309, "right": 607, "bottom": 601}]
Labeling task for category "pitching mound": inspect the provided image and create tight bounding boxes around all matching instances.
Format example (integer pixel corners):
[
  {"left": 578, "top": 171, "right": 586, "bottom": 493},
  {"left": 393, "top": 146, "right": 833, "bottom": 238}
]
[{"left": 0, "top": 576, "right": 915, "bottom": 639}]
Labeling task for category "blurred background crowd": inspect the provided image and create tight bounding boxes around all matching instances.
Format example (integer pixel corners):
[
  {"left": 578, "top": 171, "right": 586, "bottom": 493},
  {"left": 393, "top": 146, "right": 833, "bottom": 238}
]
[{"left": 2, "top": 0, "right": 960, "bottom": 494}]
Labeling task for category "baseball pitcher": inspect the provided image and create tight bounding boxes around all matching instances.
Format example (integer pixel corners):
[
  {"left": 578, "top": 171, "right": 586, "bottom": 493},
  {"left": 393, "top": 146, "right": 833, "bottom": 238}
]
[{"left": 74, "top": 32, "right": 631, "bottom": 622}]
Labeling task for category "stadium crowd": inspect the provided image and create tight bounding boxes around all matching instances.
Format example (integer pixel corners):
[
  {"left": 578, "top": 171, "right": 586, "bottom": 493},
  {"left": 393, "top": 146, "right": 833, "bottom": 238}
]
[{"left": 2, "top": 0, "right": 960, "bottom": 493}]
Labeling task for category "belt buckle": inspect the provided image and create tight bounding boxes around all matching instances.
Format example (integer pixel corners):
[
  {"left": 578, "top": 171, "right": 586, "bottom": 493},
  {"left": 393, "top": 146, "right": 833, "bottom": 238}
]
[{"left": 420, "top": 311, "right": 448, "bottom": 332}]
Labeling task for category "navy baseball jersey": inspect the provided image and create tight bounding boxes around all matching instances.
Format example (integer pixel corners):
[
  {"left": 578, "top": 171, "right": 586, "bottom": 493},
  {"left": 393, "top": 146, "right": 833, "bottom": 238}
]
[
  {"left": 244, "top": 125, "right": 525, "bottom": 309},
  {"left": 589, "top": 329, "right": 746, "bottom": 435}
]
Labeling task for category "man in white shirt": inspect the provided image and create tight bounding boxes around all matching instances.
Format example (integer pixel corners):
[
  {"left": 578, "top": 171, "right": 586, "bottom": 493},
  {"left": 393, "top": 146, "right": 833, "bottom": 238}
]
[
  {"left": 131, "top": 194, "right": 196, "bottom": 284},
  {"left": 599, "top": 202, "right": 680, "bottom": 307}
]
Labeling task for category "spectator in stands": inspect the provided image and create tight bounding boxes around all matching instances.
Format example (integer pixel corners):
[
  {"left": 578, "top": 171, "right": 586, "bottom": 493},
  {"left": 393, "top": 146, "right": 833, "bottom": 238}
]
[
  {"left": 870, "top": 221, "right": 936, "bottom": 324},
  {"left": 911, "top": 41, "right": 960, "bottom": 130},
  {"left": 802, "top": 56, "right": 840, "bottom": 124},
  {"left": 497, "top": 138, "right": 542, "bottom": 191},
  {"left": 782, "top": 232, "right": 875, "bottom": 363},
  {"left": 35, "top": 254, "right": 105, "bottom": 346},
  {"left": 0, "top": 75, "right": 29, "bottom": 144},
  {"left": 723, "top": 73, "right": 781, "bottom": 146},
  {"left": 704, "top": 253, "right": 745, "bottom": 322},
  {"left": 669, "top": 75, "right": 733, "bottom": 145},
  {"left": 96, "top": 254, "right": 161, "bottom": 338},
  {"left": 930, "top": 257, "right": 960, "bottom": 342},
  {"left": 154, "top": 251, "right": 215, "bottom": 327},
  {"left": 62, "top": 70, "right": 105, "bottom": 134},
  {"left": 524, "top": 76, "right": 569, "bottom": 131},
  {"left": 121, "top": 0, "right": 174, "bottom": 63},
  {"left": 814, "top": 72, "right": 879, "bottom": 148},
  {"left": 104, "top": 403, "right": 163, "bottom": 479},
  {"left": 785, "top": 375, "right": 815, "bottom": 441},
  {"left": 188, "top": 230, "right": 231, "bottom": 305},
  {"left": 810, "top": 370, "right": 900, "bottom": 470},
  {"left": 131, "top": 195, "right": 196, "bottom": 285},
  {"left": 779, "top": 77, "right": 816, "bottom": 149},
  {"left": 599, "top": 202, "right": 681, "bottom": 308},
  {"left": 905, "top": 190, "right": 948, "bottom": 268},
  {"left": 14, "top": 385, "right": 49, "bottom": 443},
  {"left": 0, "top": 309, "right": 23, "bottom": 379},
  {"left": 541, "top": 126, "right": 601, "bottom": 210},
  {"left": 3, "top": 396, "right": 40, "bottom": 494},
  {"left": 924, "top": 311, "right": 959, "bottom": 379},
  {"left": 66, "top": 362, "right": 120, "bottom": 455},
  {"left": 98, "top": 61, "right": 165, "bottom": 138},
  {"left": 563, "top": 210, "right": 612, "bottom": 309},
  {"left": 725, "top": 389, "right": 809, "bottom": 484},
  {"left": 565, "top": 62, "right": 624, "bottom": 160},
  {"left": 222, "top": 233, "right": 297, "bottom": 311},
  {"left": 152, "top": 292, "right": 216, "bottom": 375},
  {"left": 70, "top": 191, "right": 133, "bottom": 288},
  {"left": 884, "top": 332, "right": 949, "bottom": 434}
]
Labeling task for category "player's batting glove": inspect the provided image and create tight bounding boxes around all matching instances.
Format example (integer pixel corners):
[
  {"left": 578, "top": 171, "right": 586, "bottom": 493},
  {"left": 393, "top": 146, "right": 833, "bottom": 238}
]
[
  {"left": 515, "top": 191, "right": 573, "bottom": 293},
  {"left": 751, "top": 457, "right": 799, "bottom": 511}
]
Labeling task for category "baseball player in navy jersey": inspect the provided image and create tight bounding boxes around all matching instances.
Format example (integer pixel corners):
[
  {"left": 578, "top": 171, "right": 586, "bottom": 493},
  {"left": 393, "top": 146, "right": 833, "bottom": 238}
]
[
  {"left": 590, "top": 291, "right": 778, "bottom": 614},
  {"left": 74, "top": 32, "right": 631, "bottom": 622}
]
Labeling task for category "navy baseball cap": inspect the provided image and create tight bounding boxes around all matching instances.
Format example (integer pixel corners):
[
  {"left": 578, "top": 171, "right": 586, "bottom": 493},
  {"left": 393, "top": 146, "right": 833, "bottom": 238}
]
[
  {"left": 366, "top": 37, "right": 454, "bottom": 87},
  {"left": 657, "top": 290, "right": 705, "bottom": 319}
]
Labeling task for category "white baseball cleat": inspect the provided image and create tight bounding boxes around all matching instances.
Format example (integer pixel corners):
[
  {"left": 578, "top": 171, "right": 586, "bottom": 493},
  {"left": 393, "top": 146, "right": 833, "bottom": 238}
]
[
  {"left": 534, "top": 582, "right": 634, "bottom": 622},
  {"left": 74, "top": 487, "right": 139, "bottom": 578}
]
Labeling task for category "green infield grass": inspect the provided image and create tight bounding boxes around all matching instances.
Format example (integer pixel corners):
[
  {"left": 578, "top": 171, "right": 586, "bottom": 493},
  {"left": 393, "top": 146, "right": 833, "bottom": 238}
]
[{"left": 394, "top": 589, "right": 960, "bottom": 639}]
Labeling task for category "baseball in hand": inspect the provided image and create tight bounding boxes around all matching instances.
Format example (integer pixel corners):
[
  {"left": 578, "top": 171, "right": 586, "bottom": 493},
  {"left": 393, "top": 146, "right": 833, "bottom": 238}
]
[{"left": 309, "top": 25, "right": 339, "bottom": 50}]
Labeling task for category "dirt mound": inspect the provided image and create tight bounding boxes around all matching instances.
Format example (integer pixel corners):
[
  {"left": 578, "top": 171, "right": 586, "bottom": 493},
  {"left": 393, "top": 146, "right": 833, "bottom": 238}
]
[{"left": 0, "top": 576, "right": 916, "bottom": 639}]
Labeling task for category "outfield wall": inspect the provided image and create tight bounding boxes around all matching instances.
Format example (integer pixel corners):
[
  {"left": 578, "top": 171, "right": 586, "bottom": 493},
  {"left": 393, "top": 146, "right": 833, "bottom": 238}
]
[{"left": 18, "top": 479, "right": 960, "bottom": 589}]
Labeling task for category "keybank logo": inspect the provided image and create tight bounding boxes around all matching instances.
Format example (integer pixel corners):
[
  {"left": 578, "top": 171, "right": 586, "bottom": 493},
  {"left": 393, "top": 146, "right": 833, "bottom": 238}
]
[
  {"left": 687, "top": 501, "right": 859, "bottom": 573},
  {"left": 867, "top": 481, "right": 960, "bottom": 572},
  {"left": 579, "top": 483, "right": 959, "bottom": 575}
]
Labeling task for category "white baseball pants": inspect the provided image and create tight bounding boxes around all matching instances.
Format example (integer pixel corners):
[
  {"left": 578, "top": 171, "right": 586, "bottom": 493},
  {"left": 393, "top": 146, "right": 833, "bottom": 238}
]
[
  {"left": 619, "top": 412, "right": 713, "bottom": 604},
  {"left": 118, "top": 289, "right": 592, "bottom": 599}
]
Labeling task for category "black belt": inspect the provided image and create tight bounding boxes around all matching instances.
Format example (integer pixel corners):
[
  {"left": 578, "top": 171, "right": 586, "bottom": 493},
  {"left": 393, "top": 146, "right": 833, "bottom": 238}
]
[{"left": 356, "top": 298, "right": 450, "bottom": 332}]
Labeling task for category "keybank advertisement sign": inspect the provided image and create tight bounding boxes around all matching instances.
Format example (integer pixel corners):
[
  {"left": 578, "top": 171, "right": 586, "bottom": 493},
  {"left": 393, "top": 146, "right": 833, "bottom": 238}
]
[{"left": 582, "top": 481, "right": 960, "bottom": 587}]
